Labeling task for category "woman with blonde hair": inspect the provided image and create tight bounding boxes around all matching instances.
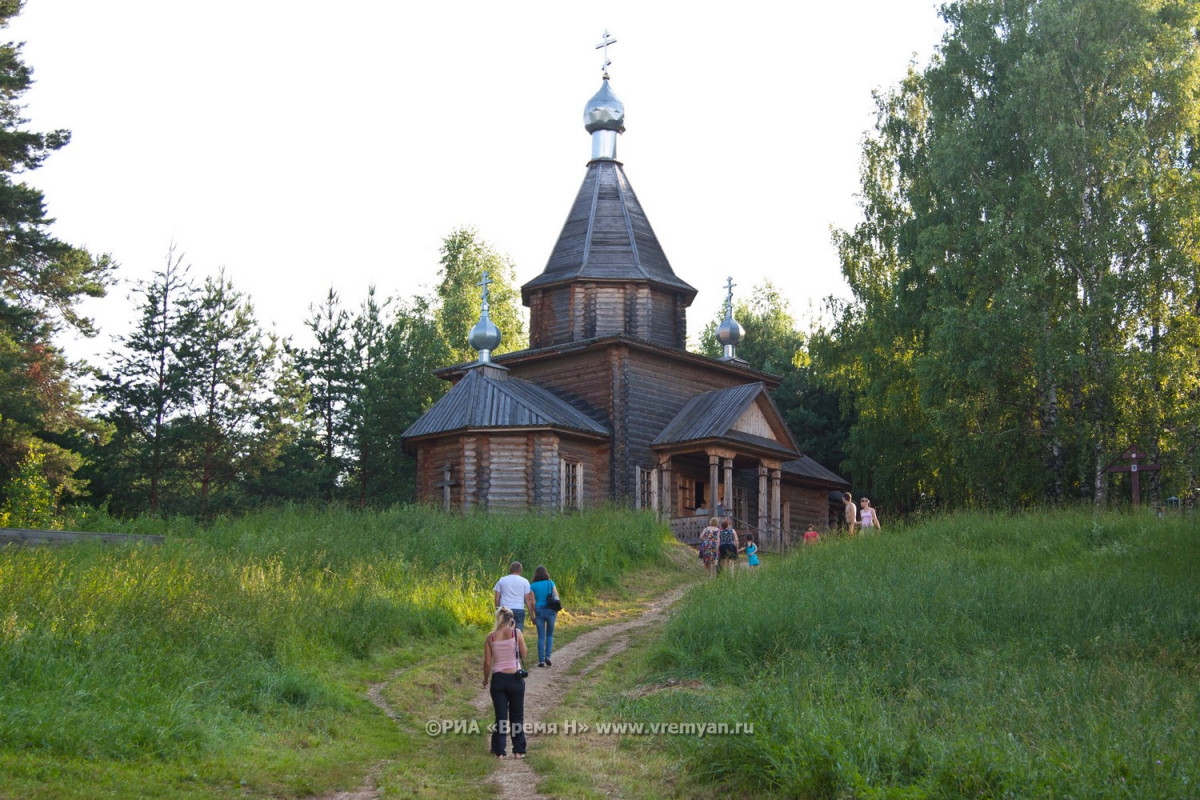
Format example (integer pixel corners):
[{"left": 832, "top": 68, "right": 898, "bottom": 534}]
[
  {"left": 698, "top": 517, "right": 720, "bottom": 577},
  {"left": 483, "top": 606, "right": 528, "bottom": 758}
]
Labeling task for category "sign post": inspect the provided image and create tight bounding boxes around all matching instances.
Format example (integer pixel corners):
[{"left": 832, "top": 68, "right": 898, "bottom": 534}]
[{"left": 1103, "top": 445, "right": 1161, "bottom": 508}]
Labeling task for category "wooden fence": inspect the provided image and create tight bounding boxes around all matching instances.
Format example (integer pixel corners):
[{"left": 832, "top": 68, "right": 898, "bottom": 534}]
[{"left": 0, "top": 528, "right": 165, "bottom": 547}]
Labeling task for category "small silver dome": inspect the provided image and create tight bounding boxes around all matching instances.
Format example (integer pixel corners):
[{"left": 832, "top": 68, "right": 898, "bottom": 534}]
[
  {"left": 717, "top": 315, "right": 745, "bottom": 348},
  {"left": 584, "top": 80, "right": 625, "bottom": 134},
  {"left": 469, "top": 304, "right": 502, "bottom": 359}
]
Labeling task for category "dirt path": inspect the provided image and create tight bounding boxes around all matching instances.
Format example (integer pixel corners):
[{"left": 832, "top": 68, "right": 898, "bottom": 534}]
[
  {"left": 318, "top": 582, "right": 691, "bottom": 800},
  {"left": 474, "top": 584, "right": 691, "bottom": 800}
]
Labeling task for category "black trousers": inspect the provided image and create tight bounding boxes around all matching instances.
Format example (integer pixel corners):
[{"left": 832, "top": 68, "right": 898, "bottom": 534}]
[{"left": 489, "top": 672, "right": 526, "bottom": 755}]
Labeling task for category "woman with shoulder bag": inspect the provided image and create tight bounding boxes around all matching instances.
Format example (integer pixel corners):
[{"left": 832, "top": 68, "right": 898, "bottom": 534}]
[
  {"left": 529, "top": 565, "right": 559, "bottom": 667},
  {"left": 717, "top": 516, "right": 739, "bottom": 574},
  {"left": 483, "top": 606, "right": 528, "bottom": 758}
]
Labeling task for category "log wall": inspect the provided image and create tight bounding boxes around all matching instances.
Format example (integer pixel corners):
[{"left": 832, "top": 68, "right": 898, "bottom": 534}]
[
  {"left": 417, "top": 438, "right": 465, "bottom": 509},
  {"left": 510, "top": 342, "right": 756, "bottom": 505},
  {"left": 526, "top": 283, "right": 687, "bottom": 350},
  {"left": 414, "top": 430, "right": 608, "bottom": 512}
]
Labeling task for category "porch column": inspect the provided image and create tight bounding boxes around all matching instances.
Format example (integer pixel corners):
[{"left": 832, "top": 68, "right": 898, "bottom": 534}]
[
  {"left": 770, "top": 468, "right": 782, "bottom": 551},
  {"left": 723, "top": 458, "right": 734, "bottom": 519},
  {"left": 708, "top": 454, "right": 720, "bottom": 512},
  {"left": 650, "top": 467, "right": 660, "bottom": 521},
  {"left": 757, "top": 465, "right": 768, "bottom": 536},
  {"left": 660, "top": 459, "right": 673, "bottom": 518}
]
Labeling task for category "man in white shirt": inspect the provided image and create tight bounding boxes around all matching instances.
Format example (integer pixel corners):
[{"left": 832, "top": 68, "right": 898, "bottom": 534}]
[{"left": 493, "top": 561, "right": 536, "bottom": 630}]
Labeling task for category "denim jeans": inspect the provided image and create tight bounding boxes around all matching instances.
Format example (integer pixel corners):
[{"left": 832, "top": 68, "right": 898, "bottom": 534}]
[
  {"left": 489, "top": 671, "right": 526, "bottom": 756},
  {"left": 535, "top": 607, "right": 557, "bottom": 663},
  {"left": 511, "top": 608, "right": 526, "bottom": 630}
]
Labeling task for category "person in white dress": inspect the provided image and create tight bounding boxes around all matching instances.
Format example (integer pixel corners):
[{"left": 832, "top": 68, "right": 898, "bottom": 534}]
[{"left": 859, "top": 498, "right": 882, "bottom": 531}]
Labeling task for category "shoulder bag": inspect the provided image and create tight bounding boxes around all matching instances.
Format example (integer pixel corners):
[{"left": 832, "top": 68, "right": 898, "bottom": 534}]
[{"left": 514, "top": 634, "right": 529, "bottom": 680}]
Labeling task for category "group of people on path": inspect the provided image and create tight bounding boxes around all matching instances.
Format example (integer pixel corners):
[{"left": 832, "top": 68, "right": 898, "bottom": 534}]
[
  {"left": 483, "top": 561, "right": 560, "bottom": 758},
  {"left": 483, "top": 495, "right": 884, "bottom": 759},
  {"left": 697, "top": 516, "right": 759, "bottom": 576}
]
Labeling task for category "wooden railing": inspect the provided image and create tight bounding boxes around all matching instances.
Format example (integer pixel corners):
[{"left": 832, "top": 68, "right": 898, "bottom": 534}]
[{"left": 668, "top": 514, "right": 790, "bottom": 552}]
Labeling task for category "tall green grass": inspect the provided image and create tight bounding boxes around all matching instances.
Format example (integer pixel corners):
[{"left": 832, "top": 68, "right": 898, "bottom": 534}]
[
  {"left": 0, "top": 505, "right": 669, "bottom": 761},
  {"left": 627, "top": 511, "right": 1199, "bottom": 798}
]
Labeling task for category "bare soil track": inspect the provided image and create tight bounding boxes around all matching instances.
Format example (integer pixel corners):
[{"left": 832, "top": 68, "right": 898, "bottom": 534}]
[{"left": 319, "top": 584, "right": 690, "bottom": 800}]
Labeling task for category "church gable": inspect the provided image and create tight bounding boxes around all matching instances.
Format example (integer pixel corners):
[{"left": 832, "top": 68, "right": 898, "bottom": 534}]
[
  {"left": 652, "top": 383, "right": 801, "bottom": 459},
  {"left": 731, "top": 402, "right": 772, "bottom": 439},
  {"left": 731, "top": 395, "right": 797, "bottom": 449}
]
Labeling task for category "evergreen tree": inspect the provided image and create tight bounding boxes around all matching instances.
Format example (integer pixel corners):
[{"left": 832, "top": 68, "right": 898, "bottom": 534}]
[
  {"left": 174, "top": 270, "right": 278, "bottom": 517},
  {"left": 92, "top": 247, "right": 198, "bottom": 514},
  {"left": 346, "top": 285, "right": 392, "bottom": 506},
  {"left": 289, "top": 288, "right": 354, "bottom": 499},
  {"left": 0, "top": 2, "right": 112, "bottom": 498}
]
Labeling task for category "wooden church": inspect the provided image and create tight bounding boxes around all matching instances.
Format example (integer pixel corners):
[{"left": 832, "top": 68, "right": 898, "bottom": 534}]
[{"left": 402, "top": 43, "right": 848, "bottom": 546}]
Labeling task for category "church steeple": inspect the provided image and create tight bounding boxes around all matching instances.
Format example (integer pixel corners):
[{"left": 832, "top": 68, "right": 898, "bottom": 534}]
[
  {"left": 522, "top": 33, "right": 697, "bottom": 351},
  {"left": 584, "top": 30, "right": 624, "bottom": 162}
]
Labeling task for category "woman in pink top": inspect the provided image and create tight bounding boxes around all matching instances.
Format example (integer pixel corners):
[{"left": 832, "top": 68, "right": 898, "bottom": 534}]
[{"left": 483, "top": 606, "right": 529, "bottom": 757}]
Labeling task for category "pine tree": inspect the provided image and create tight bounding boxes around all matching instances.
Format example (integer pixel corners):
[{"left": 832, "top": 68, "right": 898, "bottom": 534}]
[{"left": 0, "top": 2, "right": 112, "bottom": 494}]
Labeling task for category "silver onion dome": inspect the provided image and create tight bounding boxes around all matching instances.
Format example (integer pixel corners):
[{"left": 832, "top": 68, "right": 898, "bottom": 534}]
[
  {"left": 717, "top": 315, "right": 745, "bottom": 349},
  {"left": 469, "top": 305, "right": 502, "bottom": 362},
  {"left": 584, "top": 80, "right": 625, "bottom": 133},
  {"left": 469, "top": 272, "right": 502, "bottom": 362},
  {"left": 584, "top": 80, "right": 624, "bottom": 161},
  {"left": 717, "top": 277, "right": 745, "bottom": 360}
]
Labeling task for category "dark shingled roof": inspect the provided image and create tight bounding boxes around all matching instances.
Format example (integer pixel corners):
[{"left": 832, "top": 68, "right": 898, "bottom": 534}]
[
  {"left": 782, "top": 456, "right": 849, "bottom": 488},
  {"left": 651, "top": 383, "right": 801, "bottom": 458},
  {"left": 402, "top": 366, "right": 609, "bottom": 441},
  {"left": 522, "top": 160, "right": 696, "bottom": 298}
]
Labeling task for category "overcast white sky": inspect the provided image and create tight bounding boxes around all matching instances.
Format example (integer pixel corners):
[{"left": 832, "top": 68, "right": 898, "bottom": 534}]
[{"left": 9, "top": 1, "right": 947, "bottom": 359}]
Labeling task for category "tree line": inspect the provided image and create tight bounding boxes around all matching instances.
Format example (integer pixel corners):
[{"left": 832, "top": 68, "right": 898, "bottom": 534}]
[
  {"left": 812, "top": 0, "right": 1200, "bottom": 511},
  {"left": 3, "top": 0, "right": 1198, "bottom": 521},
  {"left": 79, "top": 231, "right": 527, "bottom": 519}
]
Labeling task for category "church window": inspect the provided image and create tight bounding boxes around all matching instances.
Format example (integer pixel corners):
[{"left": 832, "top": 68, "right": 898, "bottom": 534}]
[
  {"left": 637, "top": 466, "right": 655, "bottom": 510},
  {"left": 561, "top": 459, "right": 581, "bottom": 511}
]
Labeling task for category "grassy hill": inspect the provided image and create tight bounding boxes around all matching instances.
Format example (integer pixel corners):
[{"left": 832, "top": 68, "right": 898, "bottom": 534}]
[
  {"left": 0, "top": 505, "right": 675, "bottom": 798},
  {"left": 583, "top": 510, "right": 1199, "bottom": 799},
  {"left": 3, "top": 507, "right": 1196, "bottom": 799}
]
